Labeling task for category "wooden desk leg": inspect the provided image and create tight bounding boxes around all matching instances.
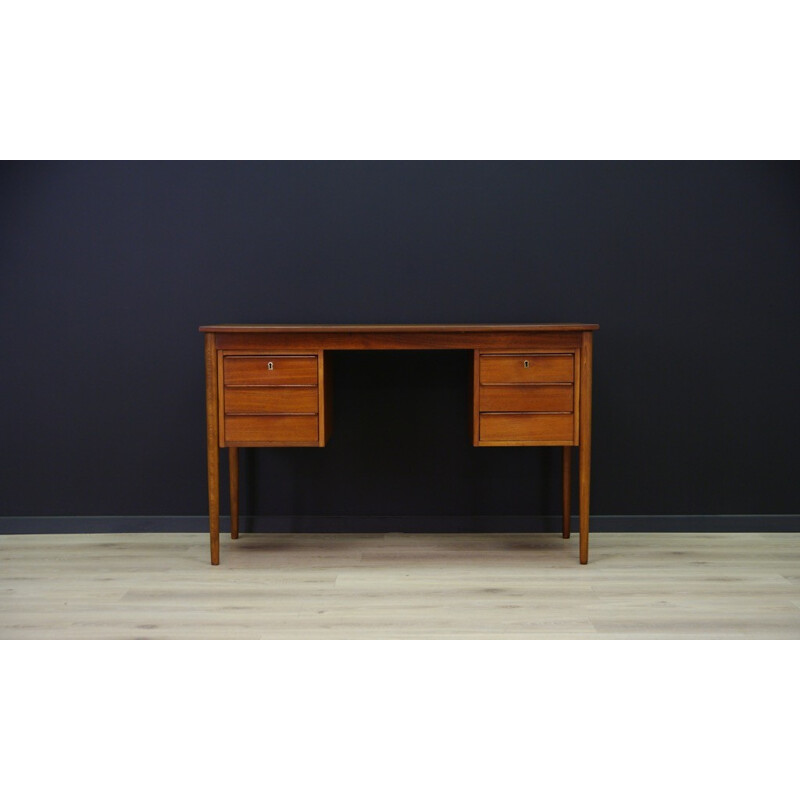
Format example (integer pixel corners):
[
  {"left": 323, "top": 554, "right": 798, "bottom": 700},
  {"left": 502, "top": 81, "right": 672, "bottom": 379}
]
[
  {"left": 579, "top": 333, "right": 593, "bottom": 564},
  {"left": 205, "top": 334, "right": 220, "bottom": 565},
  {"left": 562, "top": 446, "right": 571, "bottom": 539},
  {"left": 208, "top": 447, "right": 220, "bottom": 565},
  {"left": 229, "top": 446, "right": 239, "bottom": 539}
]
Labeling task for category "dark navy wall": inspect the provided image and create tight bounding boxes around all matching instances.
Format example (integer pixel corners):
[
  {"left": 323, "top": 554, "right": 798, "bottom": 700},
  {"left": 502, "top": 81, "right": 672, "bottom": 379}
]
[{"left": 1, "top": 161, "right": 798, "bottom": 521}]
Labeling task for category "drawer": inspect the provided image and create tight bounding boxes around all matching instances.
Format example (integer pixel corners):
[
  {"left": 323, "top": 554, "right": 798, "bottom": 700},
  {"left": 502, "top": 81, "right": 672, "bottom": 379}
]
[
  {"left": 480, "top": 413, "right": 574, "bottom": 443},
  {"left": 480, "top": 384, "right": 573, "bottom": 413},
  {"left": 224, "top": 386, "right": 318, "bottom": 414},
  {"left": 223, "top": 355, "right": 318, "bottom": 386},
  {"left": 225, "top": 414, "right": 319, "bottom": 444},
  {"left": 479, "top": 353, "right": 573, "bottom": 384}
]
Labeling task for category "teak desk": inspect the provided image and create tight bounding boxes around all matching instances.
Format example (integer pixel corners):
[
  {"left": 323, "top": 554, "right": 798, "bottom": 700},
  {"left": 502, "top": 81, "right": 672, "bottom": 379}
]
[{"left": 200, "top": 324, "right": 598, "bottom": 565}]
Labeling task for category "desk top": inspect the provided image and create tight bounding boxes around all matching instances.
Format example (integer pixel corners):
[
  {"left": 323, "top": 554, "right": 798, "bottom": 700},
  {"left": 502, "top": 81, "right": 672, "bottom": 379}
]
[{"left": 200, "top": 323, "right": 599, "bottom": 333}]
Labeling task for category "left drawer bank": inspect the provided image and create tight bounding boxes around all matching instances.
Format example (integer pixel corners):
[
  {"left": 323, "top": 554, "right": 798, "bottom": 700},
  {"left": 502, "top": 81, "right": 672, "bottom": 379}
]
[{"left": 218, "top": 351, "right": 331, "bottom": 446}]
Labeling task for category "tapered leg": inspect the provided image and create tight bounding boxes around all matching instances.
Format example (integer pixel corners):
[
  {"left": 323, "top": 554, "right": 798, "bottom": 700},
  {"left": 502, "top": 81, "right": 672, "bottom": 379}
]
[
  {"left": 579, "top": 443, "right": 590, "bottom": 564},
  {"left": 205, "top": 334, "right": 220, "bottom": 565},
  {"left": 208, "top": 446, "right": 220, "bottom": 564},
  {"left": 579, "top": 333, "right": 593, "bottom": 564},
  {"left": 562, "top": 446, "right": 571, "bottom": 539},
  {"left": 229, "top": 446, "right": 239, "bottom": 539}
]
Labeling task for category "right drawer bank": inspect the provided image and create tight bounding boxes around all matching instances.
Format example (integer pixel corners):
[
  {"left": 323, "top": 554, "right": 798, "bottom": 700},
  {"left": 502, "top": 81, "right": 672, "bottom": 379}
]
[{"left": 475, "top": 351, "right": 579, "bottom": 446}]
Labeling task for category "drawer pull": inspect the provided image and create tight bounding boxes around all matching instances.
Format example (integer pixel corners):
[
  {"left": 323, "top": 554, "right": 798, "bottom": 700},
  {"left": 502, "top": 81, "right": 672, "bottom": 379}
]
[
  {"left": 267, "top": 362, "right": 274, "bottom": 370},
  {"left": 523, "top": 360, "right": 529, "bottom": 368}
]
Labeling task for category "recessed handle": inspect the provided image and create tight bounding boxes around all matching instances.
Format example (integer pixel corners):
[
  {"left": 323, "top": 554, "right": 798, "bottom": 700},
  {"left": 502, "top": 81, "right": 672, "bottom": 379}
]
[{"left": 267, "top": 361, "right": 274, "bottom": 370}]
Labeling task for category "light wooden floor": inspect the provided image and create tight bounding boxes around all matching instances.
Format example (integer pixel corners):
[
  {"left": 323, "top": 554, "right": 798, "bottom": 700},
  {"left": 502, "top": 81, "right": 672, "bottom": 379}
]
[{"left": 1, "top": 531, "right": 799, "bottom": 639}]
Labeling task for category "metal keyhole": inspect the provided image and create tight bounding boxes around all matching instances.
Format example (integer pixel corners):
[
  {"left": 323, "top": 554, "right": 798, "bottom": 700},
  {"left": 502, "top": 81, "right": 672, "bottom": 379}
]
[
  {"left": 523, "top": 360, "right": 529, "bottom": 368},
  {"left": 268, "top": 362, "right": 274, "bottom": 370}
]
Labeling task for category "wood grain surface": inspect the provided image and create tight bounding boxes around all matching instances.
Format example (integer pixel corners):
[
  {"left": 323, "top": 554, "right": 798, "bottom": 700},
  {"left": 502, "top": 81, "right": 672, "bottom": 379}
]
[
  {"left": 2, "top": 531, "right": 798, "bottom": 639},
  {"left": 479, "top": 353, "right": 574, "bottom": 384},
  {"left": 223, "top": 355, "right": 318, "bottom": 386},
  {"left": 479, "top": 412, "right": 574, "bottom": 443},
  {"left": 201, "top": 324, "right": 599, "bottom": 333},
  {"left": 480, "top": 384, "right": 574, "bottom": 412},
  {"left": 224, "top": 387, "right": 319, "bottom": 414},
  {"left": 224, "top": 414, "right": 319, "bottom": 445}
]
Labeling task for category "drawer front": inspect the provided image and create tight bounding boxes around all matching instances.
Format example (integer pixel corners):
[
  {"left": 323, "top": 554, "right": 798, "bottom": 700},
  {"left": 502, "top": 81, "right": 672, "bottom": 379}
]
[
  {"left": 225, "top": 414, "right": 319, "bottom": 444},
  {"left": 224, "top": 386, "right": 318, "bottom": 414},
  {"left": 223, "top": 355, "right": 318, "bottom": 386},
  {"left": 480, "top": 353, "right": 573, "bottom": 384},
  {"left": 480, "top": 384, "right": 573, "bottom": 413},
  {"left": 480, "top": 413, "right": 574, "bottom": 443}
]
